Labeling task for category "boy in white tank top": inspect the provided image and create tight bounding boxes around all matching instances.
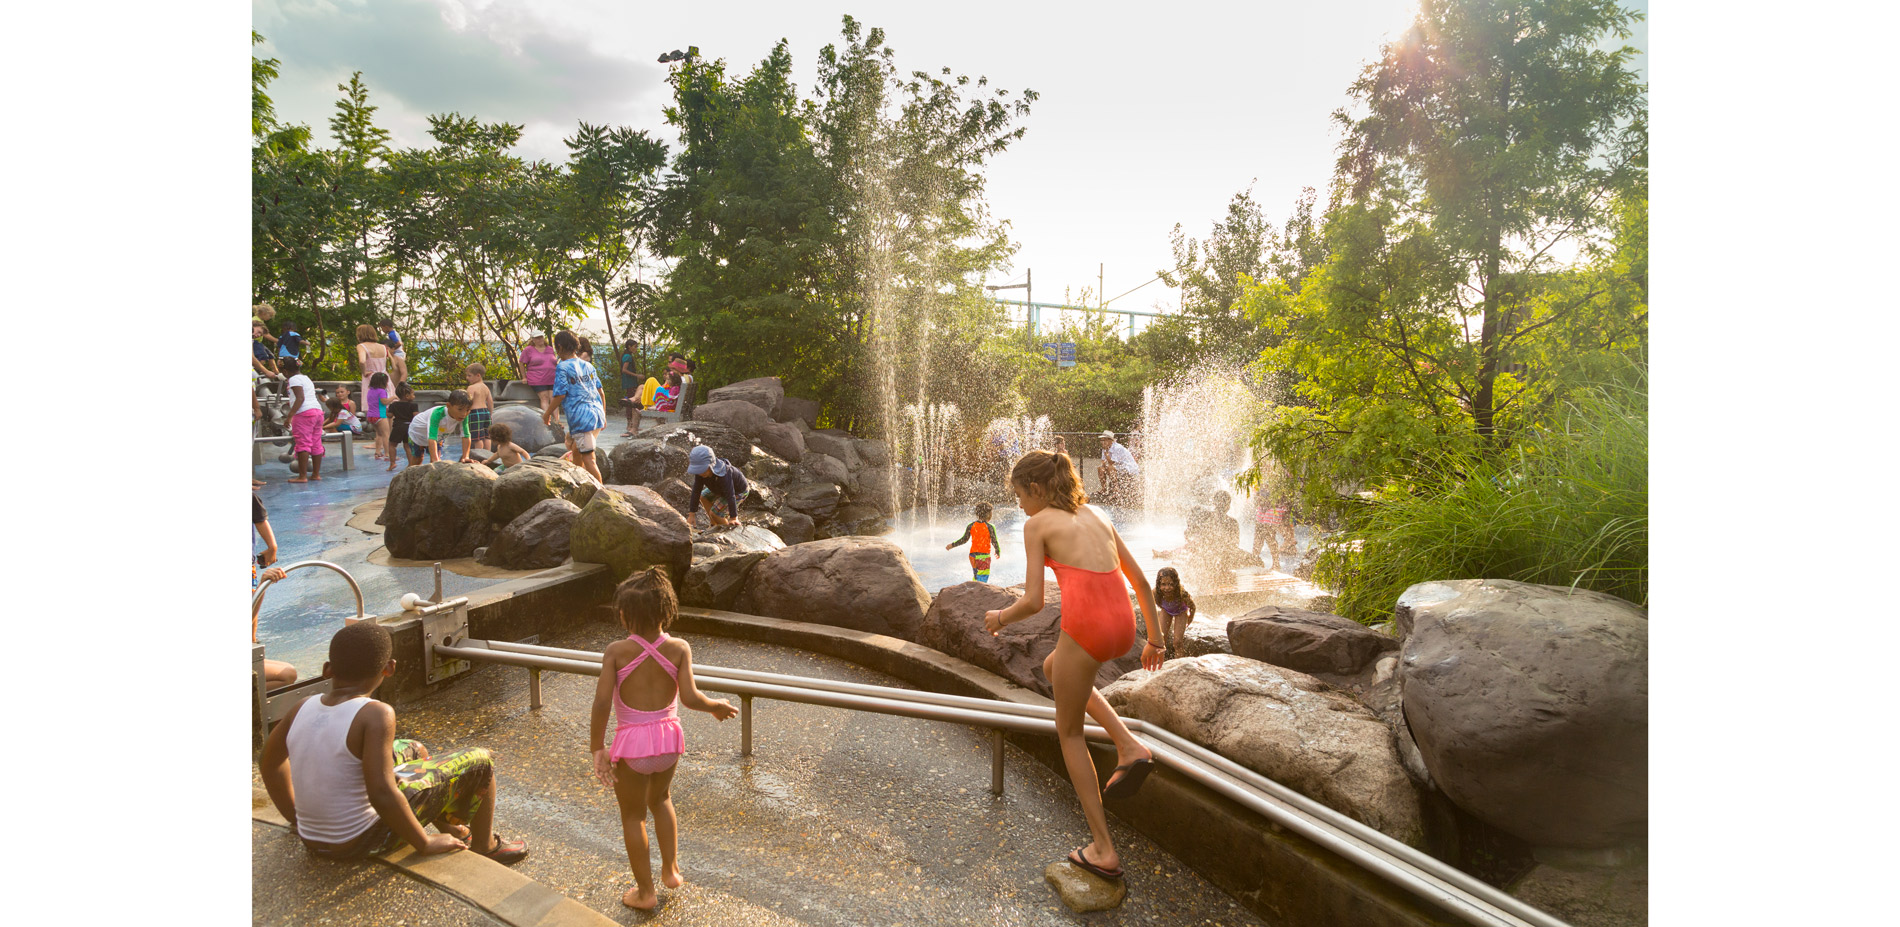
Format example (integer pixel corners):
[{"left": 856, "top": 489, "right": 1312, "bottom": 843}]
[{"left": 258, "top": 622, "right": 530, "bottom": 863}]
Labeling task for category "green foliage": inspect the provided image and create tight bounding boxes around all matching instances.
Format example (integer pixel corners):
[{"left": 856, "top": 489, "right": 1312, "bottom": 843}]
[
  {"left": 1241, "top": 0, "right": 1648, "bottom": 514},
  {"left": 1316, "top": 372, "right": 1647, "bottom": 623}
]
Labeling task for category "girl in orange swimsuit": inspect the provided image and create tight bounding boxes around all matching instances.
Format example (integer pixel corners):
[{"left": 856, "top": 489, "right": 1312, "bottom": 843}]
[{"left": 983, "top": 449, "right": 1165, "bottom": 885}]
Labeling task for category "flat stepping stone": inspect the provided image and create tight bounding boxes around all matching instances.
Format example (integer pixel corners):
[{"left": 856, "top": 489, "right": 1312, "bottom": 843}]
[{"left": 1044, "top": 859, "right": 1127, "bottom": 912}]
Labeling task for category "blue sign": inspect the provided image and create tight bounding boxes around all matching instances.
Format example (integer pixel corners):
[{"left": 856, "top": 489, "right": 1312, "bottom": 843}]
[{"left": 1041, "top": 342, "right": 1077, "bottom": 368}]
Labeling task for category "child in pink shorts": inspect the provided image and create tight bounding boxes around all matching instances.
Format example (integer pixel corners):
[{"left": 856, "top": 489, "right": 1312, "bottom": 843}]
[
  {"left": 282, "top": 357, "right": 326, "bottom": 483},
  {"left": 589, "top": 568, "right": 737, "bottom": 911}
]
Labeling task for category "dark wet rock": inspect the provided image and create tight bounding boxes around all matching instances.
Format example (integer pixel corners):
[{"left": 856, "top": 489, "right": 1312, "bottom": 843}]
[
  {"left": 487, "top": 457, "right": 600, "bottom": 529},
  {"left": 1044, "top": 860, "right": 1126, "bottom": 912},
  {"left": 379, "top": 462, "right": 497, "bottom": 559},
  {"left": 608, "top": 438, "right": 689, "bottom": 486},
  {"left": 534, "top": 443, "right": 567, "bottom": 458},
  {"left": 916, "top": 583, "right": 1140, "bottom": 697},
  {"left": 489, "top": 403, "right": 561, "bottom": 450},
  {"left": 754, "top": 421, "right": 805, "bottom": 463},
  {"left": 803, "top": 431, "right": 860, "bottom": 470},
  {"left": 706, "top": 376, "right": 782, "bottom": 418},
  {"left": 794, "top": 452, "right": 849, "bottom": 488},
  {"left": 1104, "top": 655, "right": 1424, "bottom": 845},
  {"left": 478, "top": 498, "right": 579, "bottom": 570},
  {"left": 782, "top": 481, "right": 843, "bottom": 520},
  {"left": 682, "top": 551, "right": 768, "bottom": 610},
  {"left": 736, "top": 538, "right": 931, "bottom": 640},
  {"left": 848, "top": 466, "right": 897, "bottom": 515},
  {"left": 739, "top": 482, "right": 781, "bottom": 515},
  {"left": 1400, "top": 579, "right": 1648, "bottom": 849},
  {"left": 691, "top": 399, "right": 771, "bottom": 439},
  {"left": 745, "top": 449, "right": 795, "bottom": 491},
  {"left": 771, "top": 511, "right": 815, "bottom": 545},
  {"left": 568, "top": 482, "right": 599, "bottom": 509},
  {"left": 569, "top": 485, "right": 691, "bottom": 585},
  {"left": 853, "top": 438, "right": 890, "bottom": 469},
  {"left": 817, "top": 503, "right": 889, "bottom": 539},
  {"left": 774, "top": 396, "right": 820, "bottom": 428},
  {"left": 636, "top": 421, "right": 752, "bottom": 468},
  {"left": 1228, "top": 606, "right": 1399, "bottom": 677},
  {"left": 652, "top": 477, "right": 695, "bottom": 518}
]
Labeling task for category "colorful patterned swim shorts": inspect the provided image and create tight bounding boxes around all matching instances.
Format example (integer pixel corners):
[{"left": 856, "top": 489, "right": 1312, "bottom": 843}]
[
  {"left": 300, "top": 741, "right": 494, "bottom": 860},
  {"left": 465, "top": 408, "right": 491, "bottom": 441},
  {"left": 970, "top": 552, "right": 992, "bottom": 582}
]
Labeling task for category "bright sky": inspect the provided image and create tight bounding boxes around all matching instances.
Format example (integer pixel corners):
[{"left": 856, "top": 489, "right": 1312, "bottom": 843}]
[{"left": 254, "top": 0, "right": 1647, "bottom": 335}]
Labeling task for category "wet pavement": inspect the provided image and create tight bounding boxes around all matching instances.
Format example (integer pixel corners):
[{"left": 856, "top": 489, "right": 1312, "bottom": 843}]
[
  {"left": 254, "top": 624, "right": 1263, "bottom": 926},
  {"left": 254, "top": 821, "right": 505, "bottom": 926}
]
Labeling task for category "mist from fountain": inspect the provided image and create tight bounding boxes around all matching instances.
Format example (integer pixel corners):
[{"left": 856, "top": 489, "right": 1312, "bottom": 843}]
[{"left": 1139, "top": 361, "right": 1262, "bottom": 526}]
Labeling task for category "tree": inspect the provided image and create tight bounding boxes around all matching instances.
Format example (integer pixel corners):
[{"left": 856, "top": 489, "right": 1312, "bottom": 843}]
[
  {"left": 1159, "top": 186, "right": 1274, "bottom": 364},
  {"left": 1244, "top": 0, "right": 1647, "bottom": 504},
  {"left": 561, "top": 122, "right": 668, "bottom": 362}
]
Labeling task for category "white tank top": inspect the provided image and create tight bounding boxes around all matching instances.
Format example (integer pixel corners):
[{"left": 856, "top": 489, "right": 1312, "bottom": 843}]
[{"left": 285, "top": 695, "right": 381, "bottom": 844}]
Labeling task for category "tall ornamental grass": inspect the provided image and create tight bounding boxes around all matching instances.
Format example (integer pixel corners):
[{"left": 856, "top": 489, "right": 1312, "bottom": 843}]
[{"left": 1318, "top": 381, "right": 1647, "bottom": 624}]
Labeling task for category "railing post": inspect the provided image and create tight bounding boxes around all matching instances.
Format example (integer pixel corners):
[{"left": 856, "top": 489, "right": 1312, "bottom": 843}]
[
  {"left": 991, "top": 728, "right": 1005, "bottom": 795},
  {"left": 529, "top": 668, "right": 542, "bottom": 710},
  {"left": 740, "top": 695, "right": 753, "bottom": 757}
]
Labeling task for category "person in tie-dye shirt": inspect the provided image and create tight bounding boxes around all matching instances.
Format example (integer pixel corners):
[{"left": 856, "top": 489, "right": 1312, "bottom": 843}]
[{"left": 545, "top": 329, "right": 606, "bottom": 482}]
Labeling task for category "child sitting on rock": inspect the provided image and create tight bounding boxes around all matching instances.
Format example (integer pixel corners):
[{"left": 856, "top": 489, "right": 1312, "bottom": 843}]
[
  {"left": 945, "top": 502, "right": 1002, "bottom": 582},
  {"left": 485, "top": 422, "right": 530, "bottom": 473},
  {"left": 590, "top": 568, "right": 737, "bottom": 910},
  {"left": 259, "top": 620, "right": 529, "bottom": 864},
  {"left": 1152, "top": 567, "right": 1197, "bottom": 659}
]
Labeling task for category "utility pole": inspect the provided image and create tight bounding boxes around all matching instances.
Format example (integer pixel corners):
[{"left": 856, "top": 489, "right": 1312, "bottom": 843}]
[{"left": 1099, "top": 263, "right": 1104, "bottom": 310}]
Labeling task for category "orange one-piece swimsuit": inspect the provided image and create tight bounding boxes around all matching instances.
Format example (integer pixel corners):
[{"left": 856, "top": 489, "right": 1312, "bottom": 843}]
[{"left": 1045, "top": 556, "right": 1137, "bottom": 662}]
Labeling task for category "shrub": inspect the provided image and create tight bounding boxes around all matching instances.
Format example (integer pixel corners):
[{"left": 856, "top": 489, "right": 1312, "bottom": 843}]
[{"left": 1317, "top": 378, "right": 1647, "bottom": 623}]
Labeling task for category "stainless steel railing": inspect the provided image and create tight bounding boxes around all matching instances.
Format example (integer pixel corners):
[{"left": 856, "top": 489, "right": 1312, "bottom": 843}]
[
  {"left": 253, "top": 560, "right": 369, "bottom": 620},
  {"left": 431, "top": 635, "right": 1569, "bottom": 927}
]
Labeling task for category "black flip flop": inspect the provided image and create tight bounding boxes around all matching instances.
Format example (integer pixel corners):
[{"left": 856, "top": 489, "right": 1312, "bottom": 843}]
[
  {"left": 1068, "top": 846, "right": 1124, "bottom": 881},
  {"left": 1101, "top": 757, "right": 1155, "bottom": 801}
]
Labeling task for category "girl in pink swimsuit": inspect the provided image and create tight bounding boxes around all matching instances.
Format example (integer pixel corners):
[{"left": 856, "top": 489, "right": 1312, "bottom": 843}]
[
  {"left": 984, "top": 449, "right": 1166, "bottom": 885},
  {"left": 589, "top": 568, "right": 738, "bottom": 911}
]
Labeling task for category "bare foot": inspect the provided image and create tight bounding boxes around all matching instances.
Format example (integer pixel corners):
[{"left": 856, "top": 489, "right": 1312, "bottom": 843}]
[
  {"left": 287, "top": 478, "right": 307, "bottom": 483},
  {"left": 310, "top": 475, "right": 323, "bottom": 481},
  {"left": 661, "top": 865, "right": 685, "bottom": 889},
  {"left": 622, "top": 886, "right": 659, "bottom": 910}
]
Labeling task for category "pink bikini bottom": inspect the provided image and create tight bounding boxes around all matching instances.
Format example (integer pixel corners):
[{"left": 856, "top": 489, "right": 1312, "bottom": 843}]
[{"left": 620, "top": 753, "right": 680, "bottom": 775}]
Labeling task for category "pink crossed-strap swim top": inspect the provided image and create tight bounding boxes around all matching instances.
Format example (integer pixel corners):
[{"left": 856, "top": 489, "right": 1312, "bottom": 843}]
[{"left": 609, "top": 632, "right": 686, "bottom": 762}]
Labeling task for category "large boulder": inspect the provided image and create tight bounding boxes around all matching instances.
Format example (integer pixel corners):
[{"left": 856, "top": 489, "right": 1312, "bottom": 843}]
[
  {"left": 774, "top": 396, "right": 820, "bottom": 428},
  {"left": 653, "top": 477, "right": 695, "bottom": 518},
  {"left": 569, "top": 485, "right": 692, "bottom": 585},
  {"left": 636, "top": 421, "right": 752, "bottom": 468},
  {"left": 1228, "top": 606, "right": 1399, "bottom": 677},
  {"left": 535, "top": 443, "right": 568, "bottom": 458},
  {"left": 755, "top": 422, "right": 806, "bottom": 463},
  {"left": 745, "top": 450, "right": 796, "bottom": 491},
  {"left": 478, "top": 498, "right": 580, "bottom": 570},
  {"left": 793, "top": 452, "right": 850, "bottom": 488},
  {"left": 771, "top": 510, "right": 815, "bottom": 545},
  {"left": 782, "top": 481, "right": 843, "bottom": 520},
  {"left": 487, "top": 457, "right": 600, "bottom": 529},
  {"left": 818, "top": 504, "right": 890, "bottom": 539},
  {"left": 695, "top": 524, "right": 786, "bottom": 556},
  {"left": 1399, "top": 579, "right": 1647, "bottom": 849},
  {"left": 691, "top": 400, "right": 771, "bottom": 439},
  {"left": 705, "top": 376, "right": 783, "bottom": 418},
  {"left": 803, "top": 431, "right": 860, "bottom": 470},
  {"left": 489, "top": 403, "right": 562, "bottom": 451},
  {"left": 853, "top": 438, "right": 890, "bottom": 469},
  {"left": 681, "top": 552, "right": 767, "bottom": 610},
  {"left": 608, "top": 438, "right": 690, "bottom": 486},
  {"left": 849, "top": 467, "right": 897, "bottom": 515},
  {"left": 736, "top": 538, "right": 931, "bottom": 640},
  {"left": 1104, "top": 655, "right": 1424, "bottom": 845},
  {"left": 917, "top": 583, "right": 1141, "bottom": 697},
  {"left": 379, "top": 462, "right": 498, "bottom": 559}
]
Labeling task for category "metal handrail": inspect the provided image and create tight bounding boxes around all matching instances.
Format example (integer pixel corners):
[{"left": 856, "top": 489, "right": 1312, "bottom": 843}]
[
  {"left": 434, "top": 636, "right": 1568, "bottom": 927},
  {"left": 252, "top": 560, "right": 368, "bottom": 620}
]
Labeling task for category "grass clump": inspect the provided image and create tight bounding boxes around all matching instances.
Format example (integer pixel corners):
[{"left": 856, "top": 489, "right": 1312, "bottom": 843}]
[{"left": 1317, "top": 379, "right": 1647, "bottom": 624}]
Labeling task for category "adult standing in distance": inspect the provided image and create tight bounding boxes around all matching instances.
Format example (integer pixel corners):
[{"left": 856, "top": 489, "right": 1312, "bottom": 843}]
[{"left": 1096, "top": 431, "right": 1140, "bottom": 506}]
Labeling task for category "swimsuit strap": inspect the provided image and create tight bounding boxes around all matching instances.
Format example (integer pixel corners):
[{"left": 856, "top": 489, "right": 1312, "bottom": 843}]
[{"left": 618, "top": 632, "right": 679, "bottom": 681}]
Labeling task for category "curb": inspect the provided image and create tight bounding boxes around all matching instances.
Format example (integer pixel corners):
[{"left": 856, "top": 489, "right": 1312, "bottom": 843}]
[{"left": 252, "top": 789, "right": 615, "bottom": 927}]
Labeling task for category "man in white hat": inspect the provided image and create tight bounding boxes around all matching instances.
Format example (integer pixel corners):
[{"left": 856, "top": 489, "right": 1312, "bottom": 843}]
[{"left": 1097, "top": 430, "right": 1139, "bottom": 505}]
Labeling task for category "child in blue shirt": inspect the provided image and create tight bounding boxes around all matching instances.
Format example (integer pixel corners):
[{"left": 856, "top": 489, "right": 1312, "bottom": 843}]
[{"left": 544, "top": 330, "right": 606, "bottom": 482}]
